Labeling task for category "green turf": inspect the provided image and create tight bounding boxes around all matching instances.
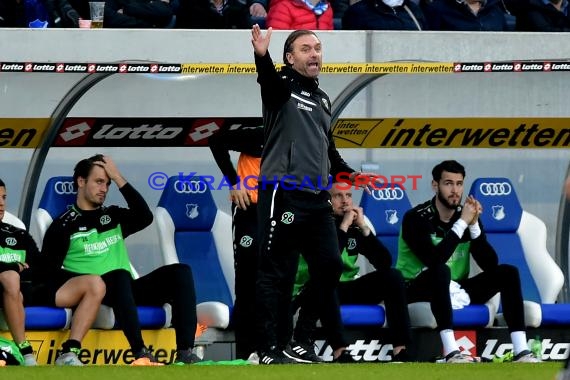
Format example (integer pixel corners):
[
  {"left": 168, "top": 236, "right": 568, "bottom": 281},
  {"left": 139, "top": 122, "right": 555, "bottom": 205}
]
[{"left": 1, "top": 362, "right": 562, "bottom": 380}]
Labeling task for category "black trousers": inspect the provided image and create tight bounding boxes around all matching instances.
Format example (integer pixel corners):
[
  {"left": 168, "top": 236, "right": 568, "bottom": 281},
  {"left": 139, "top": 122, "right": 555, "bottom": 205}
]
[
  {"left": 231, "top": 203, "right": 259, "bottom": 359},
  {"left": 294, "top": 268, "right": 411, "bottom": 347},
  {"left": 406, "top": 263, "right": 526, "bottom": 332},
  {"left": 256, "top": 185, "right": 346, "bottom": 352},
  {"left": 101, "top": 264, "right": 197, "bottom": 353}
]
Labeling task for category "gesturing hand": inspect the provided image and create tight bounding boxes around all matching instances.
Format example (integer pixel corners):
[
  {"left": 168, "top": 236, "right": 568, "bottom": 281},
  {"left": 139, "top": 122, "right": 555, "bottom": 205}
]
[{"left": 251, "top": 24, "right": 272, "bottom": 57}]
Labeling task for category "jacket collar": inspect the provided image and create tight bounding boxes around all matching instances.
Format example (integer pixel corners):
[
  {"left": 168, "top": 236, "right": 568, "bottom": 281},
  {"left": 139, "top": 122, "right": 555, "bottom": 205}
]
[{"left": 282, "top": 65, "right": 320, "bottom": 91}]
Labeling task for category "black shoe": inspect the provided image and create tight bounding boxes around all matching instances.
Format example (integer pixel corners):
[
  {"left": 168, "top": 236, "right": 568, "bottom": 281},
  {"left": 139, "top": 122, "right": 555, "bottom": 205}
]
[
  {"left": 259, "top": 347, "right": 297, "bottom": 365},
  {"left": 173, "top": 349, "right": 202, "bottom": 365},
  {"left": 135, "top": 347, "right": 161, "bottom": 362},
  {"left": 332, "top": 350, "right": 361, "bottom": 363},
  {"left": 392, "top": 349, "right": 411, "bottom": 363},
  {"left": 283, "top": 341, "right": 323, "bottom": 363}
]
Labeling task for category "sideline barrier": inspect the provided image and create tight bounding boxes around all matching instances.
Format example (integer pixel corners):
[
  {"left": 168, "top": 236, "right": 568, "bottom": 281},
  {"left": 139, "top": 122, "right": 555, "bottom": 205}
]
[
  {"left": 0, "top": 329, "right": 176, "bottom": 365},
  {"left": 2, "top": 61, "right": 570, "bottom": 74},
  {"left": 2, "top": 117, "right": 569, "bottom": 149},
  {"left": 3, "top": 326, "right": 569, "bottom": 363}
]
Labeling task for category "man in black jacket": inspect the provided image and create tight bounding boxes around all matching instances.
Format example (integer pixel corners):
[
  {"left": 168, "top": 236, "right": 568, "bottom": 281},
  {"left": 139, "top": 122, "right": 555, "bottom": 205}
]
[
  {"left": 0, "top": 179, "right": 38, "bottom": 365},
  {"left": 397, "top": 160, "right": 540, "bottom": 363},
  {"left": 208, "top": 126, "right": 264, "bottom": 360},
  {"left": 40, "top": 154, "right": 200, "bottom": 365},
  {"left": 250, "top": 25, "right": 379, "bottom": 364}
]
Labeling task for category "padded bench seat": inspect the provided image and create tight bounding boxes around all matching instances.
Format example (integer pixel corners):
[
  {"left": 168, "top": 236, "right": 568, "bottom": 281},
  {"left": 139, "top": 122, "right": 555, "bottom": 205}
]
[{"left": 0, "top": 306, "right": 71, "bottom": 330}]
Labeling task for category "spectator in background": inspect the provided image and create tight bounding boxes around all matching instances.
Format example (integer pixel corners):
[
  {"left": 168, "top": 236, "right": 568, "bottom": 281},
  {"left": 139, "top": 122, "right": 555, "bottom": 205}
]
[
  {"left": 516, "top": 0, "right": 570, "bottom": 31},
  {"left": 422, "top": 0, "right": 508, "bottom": 31},
  {"left": 0, "top": 0, "right": 26, "bottom": 27},
  {"left": 44, "top": 0, "right": 80, "bottom": 27},
  {"left": 176, "top": 0, "right": 253, "bottom": 28},
  {"left": 46, "top": 0, "right": 175, "bottom": 28},
  {"left": 249, "top": 0, "right": 268, "bottom": 25},
  {"left": 343, "top": 0, "right": 426, "bottom": 30},
  {"left": 266, "top": 0, "right": 334, "bottom": 30}
]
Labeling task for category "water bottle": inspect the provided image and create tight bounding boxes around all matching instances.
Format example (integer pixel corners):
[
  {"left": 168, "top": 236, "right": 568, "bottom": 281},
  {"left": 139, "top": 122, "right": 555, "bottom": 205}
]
[{"left": 530, "top": 336, "right": 542, "bottom": 359}]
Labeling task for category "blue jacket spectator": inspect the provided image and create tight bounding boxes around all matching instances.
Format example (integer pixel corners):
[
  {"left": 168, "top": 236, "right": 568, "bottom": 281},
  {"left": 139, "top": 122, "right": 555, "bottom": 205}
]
[
  {"left": 423, "top": 0, "right": 508, "bottom": 31},
  {"left": 517, "top": 0, "right": 570, "bottom": 31},
  {"left": 343, "top": 0, "right": 426, "bottom": 30}
]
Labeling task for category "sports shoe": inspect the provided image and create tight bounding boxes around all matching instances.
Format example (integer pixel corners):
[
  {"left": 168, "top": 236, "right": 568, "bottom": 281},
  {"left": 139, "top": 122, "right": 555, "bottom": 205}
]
[
  {"left": 392, "top": 349, "right": 411, "bottom": 363},
  {"left": 445, "top": 350, "right": 476, "bottom": 363},
  {"left": 332, "top": 350, "right": 361, "bottom": 363},
  {"left": 131, "top": 347, "right": 164, "bottom": 366},
  {"left": 172, "top": 349, "right": 202, "bottom": 365},
  {"left": 513, "top": 350, "right": 541, "bottom": 363},
  {"left": 492, "top": 351, "right": 514, "bottom": 363},
  {"left": 18, "top": 340, "right": 37, "bottom": 366},
  {"left": 23, "top": 353, "right": 37, "bottom": 366},
  {"left": 247, "top": 352, "right": 260, "bottom": 365},
  {"left": 259, "top": 347, "right": 296, "bottom": 365},
  {"left": 55, "top": 349, "right": 84, "bottom": 366},
  {"left": 283, "top": 341, "right": 323, "bottom": 363}
]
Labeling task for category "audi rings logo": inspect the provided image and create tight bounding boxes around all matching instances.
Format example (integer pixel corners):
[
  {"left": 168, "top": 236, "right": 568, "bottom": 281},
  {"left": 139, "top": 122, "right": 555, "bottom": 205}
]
[
  {"left": 54, "top": 181, "right": 76, "bottom": 195},
  {"left": 479, "top": 182, "right": 512, "bottom": 196},
  {"left": 174, "top": 180, "right": 208, "bottom": 194},
  {"left": 371, "top": 188, "right": 404, "bottom": 201}
]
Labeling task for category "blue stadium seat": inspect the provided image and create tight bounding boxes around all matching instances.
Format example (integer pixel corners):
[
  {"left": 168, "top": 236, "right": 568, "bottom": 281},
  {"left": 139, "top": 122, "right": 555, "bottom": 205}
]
[
  {"left": 0, "top": 210, "right": 72, "bottom": 331},
  {"left": 34, "top": 176, "right": 171, "bottom": 329},
  {"left": 469, "top": 178, "right": 569, "bottom": 327},
  {"left": 33, "top": 176, "right": 76, "bottom": 247},
  {"left": 360, "top": 184, "right": 498, "bottom": 328},
  {"left": 155, "top": 176, "right": 233, "bottom": 332}
]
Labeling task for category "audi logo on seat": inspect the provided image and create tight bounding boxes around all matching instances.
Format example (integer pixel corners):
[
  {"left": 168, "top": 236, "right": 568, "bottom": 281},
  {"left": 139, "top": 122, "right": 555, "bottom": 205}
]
[
  {"left": 174, "top": 180, "right": 208, "bottom": 194},
  {"left": 371, "top": 188, "right": 404, "bottom": 201},
  {"left": 54, "top": 181, "right": 77, "bottom": 195},
  {"left": 479, "top": 182, "right": 512, "bottom": 196}
]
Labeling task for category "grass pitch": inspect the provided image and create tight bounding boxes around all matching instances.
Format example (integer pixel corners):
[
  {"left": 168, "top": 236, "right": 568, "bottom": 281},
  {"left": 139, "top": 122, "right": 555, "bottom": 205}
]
[{"left": 1, "top": 362, "right": 561, "bottom": 380}]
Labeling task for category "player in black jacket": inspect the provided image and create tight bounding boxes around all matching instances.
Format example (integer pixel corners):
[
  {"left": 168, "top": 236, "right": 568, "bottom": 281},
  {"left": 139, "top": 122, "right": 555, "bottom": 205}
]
[
  {"left": 0, "top": 179, "right": 38, "bottom": 365},
  {"left": 209, "top": 126, "right": 264, "bottom": 360},
  {"left": 293, "top": 184, "right": 412, "bottom": 362},
  {"left": 40, "top": 154, "right": 200, "bottom": 365}
]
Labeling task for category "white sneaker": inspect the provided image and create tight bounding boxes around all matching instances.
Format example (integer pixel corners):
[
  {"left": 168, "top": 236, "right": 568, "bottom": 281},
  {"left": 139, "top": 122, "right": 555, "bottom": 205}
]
[
  {"left": 55, "top": 351, "right": 84, "bottom": 366},
  {"left": 23, "top": 353, "right": 37, "bottom": 366},
  {"left": 445, "top": 351, "right": 476, "bottom": 363},
  {"left": 513, "top": 350, "right": 541, "bottom": 363},
  {"left": 247, "top": 352, "right": 260, "bottom": 365}
]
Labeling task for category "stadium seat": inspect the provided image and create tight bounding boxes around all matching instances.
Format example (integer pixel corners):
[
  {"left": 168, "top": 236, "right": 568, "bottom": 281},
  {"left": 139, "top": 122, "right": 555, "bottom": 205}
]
[
  {"left": 0, "top": 210, "right": 72, "bottom": 331},
  {"left": 360, "top": 184, "right": 498, "bottom": 328},
  {"left": 469, "top": 178, "right": 569, "bottom": 327},
  {"left": 34, "top": 176, "right": 171, "bottom": 329},
  {"left": 155, "top": 176, "right": 234, "bottom": 338}
]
